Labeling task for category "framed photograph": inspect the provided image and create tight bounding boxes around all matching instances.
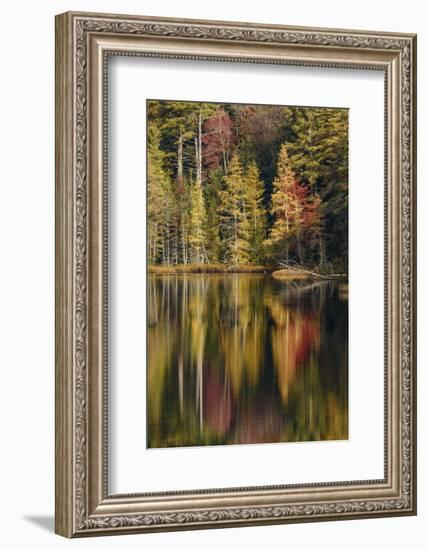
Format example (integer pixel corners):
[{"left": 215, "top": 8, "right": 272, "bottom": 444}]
[{"left": 55, "top": 11, "right": 417, "bottom": 537}]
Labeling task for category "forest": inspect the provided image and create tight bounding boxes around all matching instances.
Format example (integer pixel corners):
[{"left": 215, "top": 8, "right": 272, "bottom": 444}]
[{"left": 147, "top": 100, "right": 348, "bottom": 274}]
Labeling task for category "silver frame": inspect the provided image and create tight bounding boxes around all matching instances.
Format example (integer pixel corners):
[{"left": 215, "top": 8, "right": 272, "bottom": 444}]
[{"left": 55, "top": 11, "right": 417, "bottom": 537}]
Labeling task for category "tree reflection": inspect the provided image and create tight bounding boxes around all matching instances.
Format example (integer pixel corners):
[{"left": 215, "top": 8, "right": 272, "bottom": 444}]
[{"left": 147, "top": 275, "right": 348, "bottom": 448}]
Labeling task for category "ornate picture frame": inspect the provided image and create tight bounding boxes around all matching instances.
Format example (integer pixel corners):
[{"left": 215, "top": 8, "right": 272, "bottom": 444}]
[{"left": 55, "top": 11, "right": 416, "bottom": 537}]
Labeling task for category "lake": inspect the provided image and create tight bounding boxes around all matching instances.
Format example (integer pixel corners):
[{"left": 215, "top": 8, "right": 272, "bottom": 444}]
[{"left": 147, "top": 273, "right": 348, "bottom": 448}]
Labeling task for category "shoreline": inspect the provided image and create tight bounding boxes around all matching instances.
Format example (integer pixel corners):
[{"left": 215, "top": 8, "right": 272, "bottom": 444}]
[
  {"left": 271, "top": 268, "right": 347, "bottom": 281},
  {"left": 148, "top": 264, "right": 270, "bottom": 275},
  {"left": 148, "top": 264, "right": 348, "bottom": 280}
]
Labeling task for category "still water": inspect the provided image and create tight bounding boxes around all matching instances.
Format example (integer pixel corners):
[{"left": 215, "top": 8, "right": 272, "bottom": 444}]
[{"left": 147, "top": 274, "right": 348, "bottom": 448}]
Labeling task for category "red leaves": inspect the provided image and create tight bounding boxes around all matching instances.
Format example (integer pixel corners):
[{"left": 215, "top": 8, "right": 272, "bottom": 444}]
[
  {"left": 202, "top": 109, "right": 234, "bottom": 172},
  {"left": 271, "top": 146, "right": 321, "bottom": 250}
]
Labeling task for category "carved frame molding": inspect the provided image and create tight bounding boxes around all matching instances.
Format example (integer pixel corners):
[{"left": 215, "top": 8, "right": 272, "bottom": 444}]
[{"left": 55, "top": 11, "right": 416, "bottom": 537}]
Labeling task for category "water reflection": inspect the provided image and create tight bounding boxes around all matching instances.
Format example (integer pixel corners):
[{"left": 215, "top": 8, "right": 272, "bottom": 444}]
[{"left": 147, "top": 274, "right": 348, "bottom": 448}]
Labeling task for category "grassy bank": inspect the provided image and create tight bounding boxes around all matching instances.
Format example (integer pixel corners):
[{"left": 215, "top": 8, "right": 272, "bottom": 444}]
[
  {"left": 148, "top": 263, "right": 270, "bottom": 274},
  {"left": 148, "top": 264, "right": 348, "bottom": 281}
]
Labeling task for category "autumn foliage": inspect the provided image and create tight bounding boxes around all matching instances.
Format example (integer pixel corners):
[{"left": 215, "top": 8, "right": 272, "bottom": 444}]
[{"left": 147, "top": 100, "right": 348, "bottom": 272}]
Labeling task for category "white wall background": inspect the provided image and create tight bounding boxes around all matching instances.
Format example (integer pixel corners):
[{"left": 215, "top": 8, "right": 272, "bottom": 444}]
[{"left": 0, "top": 1, "right": 424, "bottom": 548}]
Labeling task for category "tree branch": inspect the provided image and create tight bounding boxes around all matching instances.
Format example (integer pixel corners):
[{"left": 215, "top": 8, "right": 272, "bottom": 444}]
[{"left": 277, "top": 262, "right": 346, "bottom": 280}]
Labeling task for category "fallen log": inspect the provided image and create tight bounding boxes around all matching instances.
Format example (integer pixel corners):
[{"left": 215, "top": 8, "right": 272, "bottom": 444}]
[{"left": 277, "top": 262, "right": 347, "bottom": 280}]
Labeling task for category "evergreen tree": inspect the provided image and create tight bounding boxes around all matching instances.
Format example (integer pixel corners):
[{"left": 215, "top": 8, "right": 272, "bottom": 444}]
[
  {"left": 285, "top": 107, "right": 348, "bottom": 267},
  {"left": 147, "top": 100, "right": 348, "bottom": 272},
  {"left": 147, "top": 123, "right": 174, "bottom": 265},
  {"left": 204, "top": 169, "right": 222, "bottom": 263},
  {"left": 176, "top": 177, "right": 191, "bottom": 265},
  {"left": 267, "top": 145, "right": 316, "bottom": 264},
  {"left": 219, "top": 154, "right": 250, "bottom": 265},
  {"left": 245, "top": 161, "right": 266, "bottom": 263},
  {"left": 188, "top": 176, "right": 208, "bottom": 264}
]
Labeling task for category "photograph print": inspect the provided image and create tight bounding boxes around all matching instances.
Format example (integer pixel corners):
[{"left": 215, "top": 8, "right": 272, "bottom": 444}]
[{"left": 147, "top": 99, "right": 349, "bottom": 449}]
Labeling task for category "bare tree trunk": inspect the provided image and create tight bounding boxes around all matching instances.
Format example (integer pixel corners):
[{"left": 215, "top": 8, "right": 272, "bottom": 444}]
[
  {"left": 181, "top": 217, "right": 187, "bottom": 265},
  {"left": 166, "top": 225, "right": 170, "bottom": 265},
  {"left": 161, "top": 236, "right": 166, "bottom": 265},
  {"left": 319, "top": 233, "right": 326, "bottom": 266},
  {"left": 194, "top": 136, "right": 199, "bottom": 179},
  {"left": 174, "top": 237, "right": 178, "bottom": 265},
  {"left": 198, "top": 111, "right": 203, "bottom": 186},
  {"left": 177, "top": 131, "right": 183, "bottom": 186},
  {"left": 296, "top": 230, "right": 303, "bottom": 265},
  {"left": 284, "top": 211, "right": 289, "bottom": 263},
  {"left": 222, "top": 149, "right": 228, "bottom": 174},
  {"left": 278, "top": 262, "right": 345, "bottom": 279},
  {"left": 192, "top": 112, "right": 204, "bottom": 266}
]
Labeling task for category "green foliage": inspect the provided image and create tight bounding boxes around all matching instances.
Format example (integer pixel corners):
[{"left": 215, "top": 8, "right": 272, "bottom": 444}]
[
  {"left": 245, "top": 161, "right": 266, "bottom": 263},
  {"left": 204, "top": 169, "right": 222, "bottom": 263},
  {"left": 219, "top": 154, "right": 250, "bottom": 265},
  {"left": 268, "top": 145, "right": 307, "bottom": 263},
  {"left": 188, "top": 177, "right": 207, "bottom": 263},
  {"left": 147, "top": 100, "right": 348, "bottom": 271},
  {"left": 147, "top": 123, "right": 174, "bottom": 265},
  {"left": 285, "top": 107, "right": 349, "bottom": 266}
]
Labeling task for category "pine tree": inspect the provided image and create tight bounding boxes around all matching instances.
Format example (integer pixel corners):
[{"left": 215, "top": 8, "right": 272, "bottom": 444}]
[
  {"left": 188, "top": 176, "right": 207, "bottom": 264},
  {"left": 285, "top": 107, "right": 348, "bottom": 267},
  {"left": 267, "top": 145, "right": 314, "bottom": 264},
  {"left": 219, "top": 154, "right": 250, "bottom": 265},
  {"left": 315, "top": 109, "right": 348, "bottom": 269},
  {"left": 204, "top": 169, "right": 222, "bottom": 263},
  {"left": 176, "top": 177, "right": 191, "bottom": 265},
  {"left": 245, "top": 161, "right": 266, "bottom": 263},
  {"left": 146, "top": 100, "right": 347, "bottom": 271},
  {"left": 147, "top": 123, "right": 174, "bottom": 265}
]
